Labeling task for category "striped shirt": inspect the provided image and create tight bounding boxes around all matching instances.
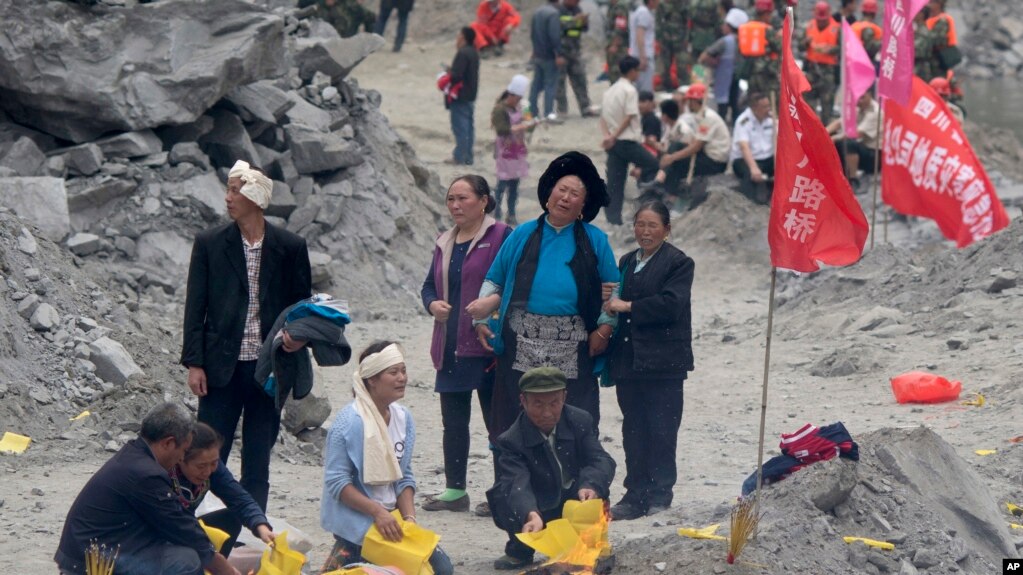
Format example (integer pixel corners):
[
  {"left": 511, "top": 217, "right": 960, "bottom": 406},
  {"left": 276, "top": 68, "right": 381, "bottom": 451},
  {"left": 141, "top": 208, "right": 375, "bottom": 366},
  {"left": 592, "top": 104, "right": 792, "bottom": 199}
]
[{"left": 238, "top": 235, "right": 263, "bottom": 361}]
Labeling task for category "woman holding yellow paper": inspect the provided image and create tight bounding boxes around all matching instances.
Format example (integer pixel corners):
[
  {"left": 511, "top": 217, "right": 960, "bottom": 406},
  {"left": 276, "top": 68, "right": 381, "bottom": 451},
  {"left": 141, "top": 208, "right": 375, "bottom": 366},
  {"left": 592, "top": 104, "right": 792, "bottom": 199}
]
[
  {"left": 319, "top": 341, "right": 454, "bottom": 575},
  {"left": 171, "top": 423, "right": 277, "bottom": 556}
]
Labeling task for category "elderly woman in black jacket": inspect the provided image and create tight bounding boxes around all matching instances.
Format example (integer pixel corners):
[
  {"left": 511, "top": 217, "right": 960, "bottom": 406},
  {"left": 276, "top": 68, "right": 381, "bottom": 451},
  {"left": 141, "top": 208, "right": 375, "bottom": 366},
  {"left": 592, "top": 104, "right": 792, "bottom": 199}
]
[{"left": 602, "top": 201, "right": 695, "bottom": 521}]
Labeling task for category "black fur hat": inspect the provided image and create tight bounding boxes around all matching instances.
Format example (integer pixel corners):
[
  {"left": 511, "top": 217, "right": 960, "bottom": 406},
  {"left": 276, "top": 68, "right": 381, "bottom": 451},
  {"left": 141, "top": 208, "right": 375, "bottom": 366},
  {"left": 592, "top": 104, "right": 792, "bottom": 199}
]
[{"left": 536, "top": 151, "right": 609, "bottom": 223}]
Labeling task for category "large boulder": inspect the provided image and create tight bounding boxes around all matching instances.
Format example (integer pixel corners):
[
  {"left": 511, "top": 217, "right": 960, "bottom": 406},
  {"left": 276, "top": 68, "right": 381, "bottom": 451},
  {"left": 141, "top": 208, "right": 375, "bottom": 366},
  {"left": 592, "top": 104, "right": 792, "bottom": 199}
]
[
  {"left": 0, "top": 0, "right": 287, "bottom": 143},
  {"left": 292, "top": 33, "right": 386, "bottom": 83},
  {"left": 0, "top": 177, "right": 70, "bottom": 241},
  {"left": 285, "top": 124, "right": 364, "bottom": 174},
  {"left": 0, "top": 137, "right": 46, "bottom": 176},
  {"left": 160, "top": 172, "right": 225, "bottom": 217},
  {"left": 88, "top": 337, "right": 144, "bottom": 385}
]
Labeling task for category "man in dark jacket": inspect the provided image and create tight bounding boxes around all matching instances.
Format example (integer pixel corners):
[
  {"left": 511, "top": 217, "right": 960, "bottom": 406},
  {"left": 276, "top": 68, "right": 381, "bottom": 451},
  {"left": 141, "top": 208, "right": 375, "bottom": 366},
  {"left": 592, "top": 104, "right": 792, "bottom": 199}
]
[
  {"left": 55, "top": 403, "right": 240, "bottom": 575},
  {"left": 530, "top": 0, "right": 563, "bottom": 120},
  {"left": 486, "top": 367, "right": 616, "bottom": 570},
  {"left": 181, "top": 161, "right": 311, "bottom": 513},
  {"left": 446, "top": 26, "right": 481, "bottom": 166}
]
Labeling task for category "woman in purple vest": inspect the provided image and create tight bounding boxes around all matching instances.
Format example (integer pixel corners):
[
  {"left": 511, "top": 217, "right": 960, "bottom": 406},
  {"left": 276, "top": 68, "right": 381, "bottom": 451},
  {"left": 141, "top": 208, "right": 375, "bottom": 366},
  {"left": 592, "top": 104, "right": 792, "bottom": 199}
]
[{"left": 420, "top": 175, "right": 512, "bottom": 514}]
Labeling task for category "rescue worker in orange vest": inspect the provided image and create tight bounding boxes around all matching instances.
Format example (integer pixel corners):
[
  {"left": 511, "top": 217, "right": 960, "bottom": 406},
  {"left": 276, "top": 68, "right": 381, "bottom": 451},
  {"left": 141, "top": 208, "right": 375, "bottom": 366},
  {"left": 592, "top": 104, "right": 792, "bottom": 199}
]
[
  {"left": 738, "top": 0, "right": 782, "bottom": 104},
  {"left": 925, "top": 0, "right": 959, "bottom": 79},
  {"left": 470, "top": 0, "right": 522, "bottom": 57},
  {"left": 851, "top": 0, "right": 882, "bottom": 62},
  {"left": 801, "top": 1, "right": 840, "bottom": 124},
  {"left": 929, "top": 76, "right": 965, "bottom": 125}
]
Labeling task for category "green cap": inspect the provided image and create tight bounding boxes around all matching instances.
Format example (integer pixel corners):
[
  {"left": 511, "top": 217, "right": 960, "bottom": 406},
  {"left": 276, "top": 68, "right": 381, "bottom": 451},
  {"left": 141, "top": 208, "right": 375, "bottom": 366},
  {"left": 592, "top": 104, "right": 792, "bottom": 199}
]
[{"left": 518, "top": 367, "right": 568, "bottom": 393}]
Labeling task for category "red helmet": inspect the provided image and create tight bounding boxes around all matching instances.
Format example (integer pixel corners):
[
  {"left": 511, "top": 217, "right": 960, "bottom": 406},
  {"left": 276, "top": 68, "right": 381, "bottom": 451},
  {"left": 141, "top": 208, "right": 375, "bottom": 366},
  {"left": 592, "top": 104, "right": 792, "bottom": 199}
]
[
  {"left": 861, "top": 0, "right": 878, "bottom": 14},
  {"left": 814, "top": 1, "right": 831, "bottom": 18},
  {"left": 686, "top": 83, "right": 707, "bottom": 100},
  {"left": 755, "top": 0, "right": 773, "bottom": 12},
  {"left": 929, "top": 77, "right": 951, "bottom": 96}
]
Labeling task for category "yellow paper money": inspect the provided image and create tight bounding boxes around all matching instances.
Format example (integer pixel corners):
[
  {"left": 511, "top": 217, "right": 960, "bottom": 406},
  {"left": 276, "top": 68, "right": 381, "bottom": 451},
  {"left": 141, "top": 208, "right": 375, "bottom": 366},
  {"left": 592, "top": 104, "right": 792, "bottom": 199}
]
[{"left": 677, "top": 524, "right": 727, "bottom": 541}]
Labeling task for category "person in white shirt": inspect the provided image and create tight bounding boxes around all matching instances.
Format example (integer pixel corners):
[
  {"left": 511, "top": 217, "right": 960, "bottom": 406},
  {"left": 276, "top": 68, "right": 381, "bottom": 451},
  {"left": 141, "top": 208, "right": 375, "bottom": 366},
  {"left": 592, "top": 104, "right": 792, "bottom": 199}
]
[
  {"left": 628, "top": 0, "right": 660, "bottom": 93},
  {"left": 652, "top": 98, "right": 695, "bottom": 210},
  {"left": 600, "top": 56, "right": 660, "bottom": 225},
  {"left": 826, "top": 90, "right": 882, "bottom": 189},
  {"left": 658, "top": 83, "right": 729, "bottom": 182},
  {"left": 730, "top": 92, "right": 775, "bottom": 204}
]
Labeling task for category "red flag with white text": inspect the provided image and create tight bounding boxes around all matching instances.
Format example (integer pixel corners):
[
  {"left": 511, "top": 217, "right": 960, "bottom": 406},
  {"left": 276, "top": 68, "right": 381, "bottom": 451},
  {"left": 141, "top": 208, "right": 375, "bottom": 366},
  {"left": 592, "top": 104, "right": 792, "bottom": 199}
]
[
  {"left": 768, "top": 13, "right": 869, "bottom": 273},
  {"left": 881, "top": 77, "right": 1009, "bottom": 247}
]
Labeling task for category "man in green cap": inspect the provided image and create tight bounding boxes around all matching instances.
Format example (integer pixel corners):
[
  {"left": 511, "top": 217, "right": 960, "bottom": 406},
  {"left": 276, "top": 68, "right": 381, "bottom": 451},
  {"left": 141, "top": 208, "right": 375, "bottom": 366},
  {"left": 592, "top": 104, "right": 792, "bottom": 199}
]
[{"left": 486, "top": 367, "right": 617, "bottom": 570}]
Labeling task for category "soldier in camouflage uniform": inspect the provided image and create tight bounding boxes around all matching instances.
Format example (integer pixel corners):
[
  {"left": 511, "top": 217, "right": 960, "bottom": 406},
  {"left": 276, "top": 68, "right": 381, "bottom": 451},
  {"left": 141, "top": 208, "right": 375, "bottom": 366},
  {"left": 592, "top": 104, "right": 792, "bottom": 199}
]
[
  {"left": 925, "top": 0, "right": 958, "bottom": 80},
  {"left": 689, "top": 0, "right": 721, "bottom": 60},
  {"left": 741, "top": 2, "right": 782, "bottom": 107},
  {"left": 912, "top": 11, "right": 934, "bottom": 81},
  {"left": 801, "top": 2, "right": 840, "bottom": 124},
  {"left": 656, "top": 0, "right": 691, "bottom": 91},
  {"left": 314, "top": 0, "right": 377, "bottom": 38},
  {"left": 556, "top": 0, "right": 594, "bottom": 116},
  {"left": 605, "top": 0, "right": 631, "bottom": 84}
]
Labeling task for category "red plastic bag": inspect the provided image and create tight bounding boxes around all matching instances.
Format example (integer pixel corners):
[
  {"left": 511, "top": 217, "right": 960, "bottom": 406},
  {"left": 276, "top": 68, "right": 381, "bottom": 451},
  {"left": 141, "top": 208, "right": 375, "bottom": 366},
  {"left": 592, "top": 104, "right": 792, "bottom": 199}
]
[{"left": 890, "top": 371, "right": 962, "bottom": 404}]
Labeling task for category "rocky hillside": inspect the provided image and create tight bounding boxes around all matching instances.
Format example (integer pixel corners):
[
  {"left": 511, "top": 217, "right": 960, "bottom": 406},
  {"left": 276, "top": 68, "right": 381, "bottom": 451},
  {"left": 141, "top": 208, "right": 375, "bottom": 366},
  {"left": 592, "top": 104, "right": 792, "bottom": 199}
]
[{"left": 0, "top": 0, "right": 449, "bottom": 458}]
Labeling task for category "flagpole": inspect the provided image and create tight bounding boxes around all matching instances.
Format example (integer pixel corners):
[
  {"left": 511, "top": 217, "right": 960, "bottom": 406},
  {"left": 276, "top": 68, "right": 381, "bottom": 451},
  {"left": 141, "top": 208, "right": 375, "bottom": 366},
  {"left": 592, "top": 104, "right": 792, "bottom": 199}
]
[
  {"left": 869, "top": 86, "right": 882, "bottom": 249},
  {"left": 754, "top": 266, "right": 777, "bottom": 496},
  {"left": 840, "top": 23, "right": 850, "bottom": 185}
]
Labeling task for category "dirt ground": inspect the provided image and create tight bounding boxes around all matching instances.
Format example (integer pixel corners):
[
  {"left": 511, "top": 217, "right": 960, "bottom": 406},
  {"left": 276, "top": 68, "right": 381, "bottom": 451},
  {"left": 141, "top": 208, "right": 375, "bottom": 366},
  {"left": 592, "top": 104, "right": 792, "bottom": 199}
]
[{"left": 3, "top": 19, "right": 1022, "bottom": 575}]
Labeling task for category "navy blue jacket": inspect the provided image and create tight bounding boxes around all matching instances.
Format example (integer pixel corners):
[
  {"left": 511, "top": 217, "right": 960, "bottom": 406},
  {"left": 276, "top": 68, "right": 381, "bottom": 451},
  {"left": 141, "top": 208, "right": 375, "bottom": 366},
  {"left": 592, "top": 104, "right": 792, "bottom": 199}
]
[{"left": 55, "top": 438, "right": 215, "bottom": 574}]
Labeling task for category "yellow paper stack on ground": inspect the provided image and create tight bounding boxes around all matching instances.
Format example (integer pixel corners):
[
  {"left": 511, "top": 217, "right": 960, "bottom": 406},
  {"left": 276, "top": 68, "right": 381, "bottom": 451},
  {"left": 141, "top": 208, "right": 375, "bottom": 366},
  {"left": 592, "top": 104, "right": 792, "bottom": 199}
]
[{"left": 0, "top": 432, "right": 31, "bottom": 454}]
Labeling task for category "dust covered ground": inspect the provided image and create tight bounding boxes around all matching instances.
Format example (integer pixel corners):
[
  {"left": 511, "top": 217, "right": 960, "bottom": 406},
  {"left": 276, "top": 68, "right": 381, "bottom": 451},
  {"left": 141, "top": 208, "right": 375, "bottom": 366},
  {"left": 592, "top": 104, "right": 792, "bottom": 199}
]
[{"left": 3, "top": 7, "right": 1023, "bottom": 575}]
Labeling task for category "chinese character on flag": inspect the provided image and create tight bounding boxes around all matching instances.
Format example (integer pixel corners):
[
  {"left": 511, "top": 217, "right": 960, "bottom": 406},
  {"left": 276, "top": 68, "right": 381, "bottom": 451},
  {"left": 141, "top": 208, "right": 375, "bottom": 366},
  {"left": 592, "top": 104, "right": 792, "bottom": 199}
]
[{"left": 768, "top": 12, "right": 869, "bottom": 273}]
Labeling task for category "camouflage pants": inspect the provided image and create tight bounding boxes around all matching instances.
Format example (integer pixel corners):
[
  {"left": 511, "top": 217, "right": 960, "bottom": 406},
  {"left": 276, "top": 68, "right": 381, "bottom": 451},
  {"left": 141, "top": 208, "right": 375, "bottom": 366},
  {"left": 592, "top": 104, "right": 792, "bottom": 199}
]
[
  {"left": 657, "top": 39, "right": 691, "bottom": 90},
  {"left": 557, "top": 55, "right": 591, "bottom": 114},
  {"left": 803, "top": 61, "right": 837, "bottom": 125}
]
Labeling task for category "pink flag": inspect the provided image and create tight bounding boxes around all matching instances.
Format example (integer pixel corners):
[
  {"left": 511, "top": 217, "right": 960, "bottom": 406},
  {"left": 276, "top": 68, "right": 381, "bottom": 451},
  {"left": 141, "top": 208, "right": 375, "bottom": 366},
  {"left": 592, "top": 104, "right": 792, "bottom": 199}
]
[
  {"left": 877, "top": 0, "right": 928, "bottom": 105},
  {"left": 842, "top": 20, "right": 876, "bottom": 139}
]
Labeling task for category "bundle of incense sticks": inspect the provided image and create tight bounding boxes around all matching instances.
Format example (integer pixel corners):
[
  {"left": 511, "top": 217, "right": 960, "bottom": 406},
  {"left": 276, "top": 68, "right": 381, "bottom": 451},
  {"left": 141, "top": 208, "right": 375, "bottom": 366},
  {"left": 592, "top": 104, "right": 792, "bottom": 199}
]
[{"left": 85, "top": 541, "right": 119, "bottom": 575}]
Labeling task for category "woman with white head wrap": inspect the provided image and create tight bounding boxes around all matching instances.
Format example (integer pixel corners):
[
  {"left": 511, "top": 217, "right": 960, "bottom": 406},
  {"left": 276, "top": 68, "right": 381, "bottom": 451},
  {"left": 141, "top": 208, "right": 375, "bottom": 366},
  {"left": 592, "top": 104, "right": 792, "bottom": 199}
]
[{"left": 320, "top": 341, "right": 455, "bottom": 575}]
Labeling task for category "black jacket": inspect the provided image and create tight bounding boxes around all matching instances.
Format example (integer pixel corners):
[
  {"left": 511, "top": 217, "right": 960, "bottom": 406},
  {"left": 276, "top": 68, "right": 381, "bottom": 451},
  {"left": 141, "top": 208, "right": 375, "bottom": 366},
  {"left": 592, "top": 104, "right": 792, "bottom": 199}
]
[
  {"left": 254, "top": 297, "right": 352, "bottom": 409},
  {"left": 55, "top": 438, "right": 215, "bottom": 574},
  {"left": 181, "top": 221, "right": 311, "bottom": 388},
  {"left": 487, "top": 406, "right": 616, "bottom": 532},
  {"left": 449, "top": 44, "right": 480, "bottom": 102},
  {"left": 608, "top": 243, "right": 695, "bottom": 381}
]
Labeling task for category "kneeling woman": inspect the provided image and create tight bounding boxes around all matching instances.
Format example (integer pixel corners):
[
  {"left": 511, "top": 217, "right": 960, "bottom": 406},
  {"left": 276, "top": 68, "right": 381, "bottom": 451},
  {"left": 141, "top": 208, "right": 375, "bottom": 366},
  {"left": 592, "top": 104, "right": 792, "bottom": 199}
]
[
  {"left": 173, "top": 422, "right": 277, "bottom": 554},
  {"left": 320, "top": 341, "right": 454, "bottom": 575}
]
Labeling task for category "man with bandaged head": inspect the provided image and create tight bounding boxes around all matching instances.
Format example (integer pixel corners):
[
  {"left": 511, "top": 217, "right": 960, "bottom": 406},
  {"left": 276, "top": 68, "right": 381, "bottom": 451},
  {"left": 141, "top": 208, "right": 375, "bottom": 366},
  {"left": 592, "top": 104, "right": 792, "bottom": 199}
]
[{"left": 181, "top": 160, "right": 312, "bottom": 532}]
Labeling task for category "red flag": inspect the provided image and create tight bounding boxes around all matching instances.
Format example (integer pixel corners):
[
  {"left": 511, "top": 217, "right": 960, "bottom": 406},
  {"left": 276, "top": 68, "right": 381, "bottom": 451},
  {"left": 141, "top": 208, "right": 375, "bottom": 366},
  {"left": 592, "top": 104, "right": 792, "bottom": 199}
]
[
  {"left": 769, "top": 13, "right": 869, "bottom": 273},
  {"left": 882, "top": 77, "right": 1009, "bottom": 247}
]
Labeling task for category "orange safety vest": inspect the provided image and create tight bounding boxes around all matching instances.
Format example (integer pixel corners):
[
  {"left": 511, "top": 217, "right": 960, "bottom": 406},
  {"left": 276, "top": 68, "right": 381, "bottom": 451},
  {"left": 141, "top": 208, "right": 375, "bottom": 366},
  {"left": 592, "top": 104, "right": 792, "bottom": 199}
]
[
  {"left": 851, "top": 20, "right": 881, "bottom": 43},
  {"left": 805, "top": 20, "right": 840, "bottom": 65},
  {"left": 739, "top": 21, "right": 769, "bottom": 57},
  {"left": 926, "top": 13, "right": 958, "bottom": 47}
]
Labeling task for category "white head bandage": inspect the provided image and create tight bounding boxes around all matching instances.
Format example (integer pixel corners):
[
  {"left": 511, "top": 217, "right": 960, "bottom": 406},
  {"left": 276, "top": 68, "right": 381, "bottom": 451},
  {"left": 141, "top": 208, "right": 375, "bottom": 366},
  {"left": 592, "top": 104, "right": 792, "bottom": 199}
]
[
  {"left": 352, "top": 343, "right": 406, "bottom": 485},
  {"left": 228, "top": 159, "right": 273, "bottom": 210}
]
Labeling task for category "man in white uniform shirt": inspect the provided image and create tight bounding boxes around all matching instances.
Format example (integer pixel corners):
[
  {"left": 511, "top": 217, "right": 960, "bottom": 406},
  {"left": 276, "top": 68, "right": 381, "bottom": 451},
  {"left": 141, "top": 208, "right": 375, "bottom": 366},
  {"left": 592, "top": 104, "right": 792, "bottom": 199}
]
[
  {"left": 600, "top": 56, "right": 660, "bottom": 225},
  {"left": 730, "top": 92, "right": 775, "bottom": 204}
]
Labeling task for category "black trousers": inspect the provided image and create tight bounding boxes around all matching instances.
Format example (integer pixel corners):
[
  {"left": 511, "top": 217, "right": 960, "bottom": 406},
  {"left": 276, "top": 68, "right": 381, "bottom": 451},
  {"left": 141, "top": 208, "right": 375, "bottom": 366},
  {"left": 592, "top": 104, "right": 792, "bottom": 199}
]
[
  {"left": 198, "top": 508, "right": 243, "bottom": 559},
  {"left": 835, "top": 139, "right": 880, "bottom": 175},
  {"left": 606, "top": 140, "right": 659, "bottom": 225},
  {"left": 198, "top": 360, "right": 281, "bottom": 512},
  {"left": 733, "top": 156, "right": 775, "bottom": 205},
  {"left": 615, "top": 378, "right": 684, "bottom": 510},
  {"left": 440, "top": 381, "right": 494, "bottom": 490}
]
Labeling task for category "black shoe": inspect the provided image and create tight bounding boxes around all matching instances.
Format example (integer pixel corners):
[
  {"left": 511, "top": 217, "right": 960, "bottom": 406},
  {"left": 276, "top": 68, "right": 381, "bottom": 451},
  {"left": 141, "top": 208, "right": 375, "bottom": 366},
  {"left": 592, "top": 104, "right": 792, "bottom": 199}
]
[
  {"left": 505, "top": 214, "right": 518, "bottom": 226},
  {"left": 494, "top": 554, "right": 533, "bottom": 570},
  {"left": 610, "top": 501, "right": 645, "bottom": 521}
]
